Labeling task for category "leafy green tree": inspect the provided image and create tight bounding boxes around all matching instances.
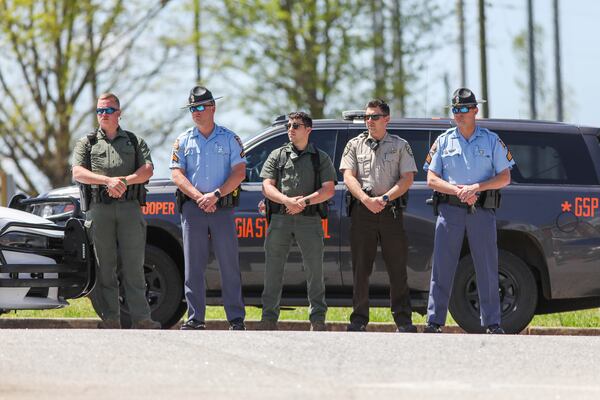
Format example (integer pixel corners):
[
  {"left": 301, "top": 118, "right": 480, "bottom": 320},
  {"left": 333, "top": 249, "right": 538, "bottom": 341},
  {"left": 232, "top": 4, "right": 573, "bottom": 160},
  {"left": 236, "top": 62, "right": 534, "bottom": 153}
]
[
  {"left": 369, "top": 0, "right": 445, "bottom": 117},
  {"left": 209, "top": 0, "right": 367, "bottom": 121},
  {"left": 0, "top": 0, "right": 172, "bottom": 194}
]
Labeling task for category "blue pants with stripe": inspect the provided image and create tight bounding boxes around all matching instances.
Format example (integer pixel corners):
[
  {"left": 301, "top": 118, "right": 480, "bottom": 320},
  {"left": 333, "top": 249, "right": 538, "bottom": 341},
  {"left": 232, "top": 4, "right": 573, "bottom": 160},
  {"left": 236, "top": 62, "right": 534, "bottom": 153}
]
[
  {"left": 426, "top": 203, "right": 501, "bottom": 327},
  {"left": 181, "top": 201, "right": 245, "bottom": 322}
]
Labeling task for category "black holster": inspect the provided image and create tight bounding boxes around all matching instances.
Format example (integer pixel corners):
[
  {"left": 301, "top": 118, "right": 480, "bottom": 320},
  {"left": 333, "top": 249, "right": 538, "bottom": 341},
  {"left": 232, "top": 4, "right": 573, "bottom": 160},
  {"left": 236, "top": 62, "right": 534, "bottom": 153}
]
[
  {"left": 265, "top": 198, "right": 282, "bottom": 223},
  {"left": 175, "top": 189, "right": 188, "bottom": 213},
  {"left": 345, "top": 190, "right": 356, "bottom": 217},
  {"left": 479, "top": 190, "right": 502, "bottom": 209},
  {"left": 78, "top": 184, "right": 92, "bottom": 212},
  {"left": 315, "top": 202, "right": 328, "bottom": 219}
]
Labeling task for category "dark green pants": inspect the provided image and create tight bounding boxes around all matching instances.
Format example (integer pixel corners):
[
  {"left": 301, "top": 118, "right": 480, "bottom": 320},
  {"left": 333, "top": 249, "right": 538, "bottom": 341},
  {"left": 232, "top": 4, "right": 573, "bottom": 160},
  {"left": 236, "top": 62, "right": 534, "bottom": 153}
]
[
  {"left": 262, "top": 214, "right": 327, "bottom": 322},
  {"left": 86, "top": 200, "right": 151, "bottom": 322}
]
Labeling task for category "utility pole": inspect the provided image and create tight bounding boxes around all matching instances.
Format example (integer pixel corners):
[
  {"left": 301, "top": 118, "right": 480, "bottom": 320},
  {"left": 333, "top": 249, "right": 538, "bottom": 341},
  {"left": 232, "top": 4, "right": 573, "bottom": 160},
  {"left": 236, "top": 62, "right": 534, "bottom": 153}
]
[
  {"left": 457, "top": 0, "right": 467, "bottom": 86},
  {"left": 527, "top": 0, "right": 537, "bottom": 119},
  {"left": 194, "top": 0, "right": 202, "bottom": 83},
  {"left": 553, "top": 0, "right": 564, "bottom": 121},
  {"left": 392, "top": 0, "right": 405, "bottom": 116},
  {"left": 478, "top": 0, "right": 489, "bottom": 117}
]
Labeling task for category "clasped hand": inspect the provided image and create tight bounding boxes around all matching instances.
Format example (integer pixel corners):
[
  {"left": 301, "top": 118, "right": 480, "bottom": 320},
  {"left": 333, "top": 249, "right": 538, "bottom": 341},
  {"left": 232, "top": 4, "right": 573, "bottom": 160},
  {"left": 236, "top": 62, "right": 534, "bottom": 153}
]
[
  {"left": 196, "top": 192, "right": 218, "bottom": 213},
  {"left": 456, "top": 184, "right": 479, "bottom": 206},
  {"left": 106, "top": 177, "right": 127, "bottom": 198}
]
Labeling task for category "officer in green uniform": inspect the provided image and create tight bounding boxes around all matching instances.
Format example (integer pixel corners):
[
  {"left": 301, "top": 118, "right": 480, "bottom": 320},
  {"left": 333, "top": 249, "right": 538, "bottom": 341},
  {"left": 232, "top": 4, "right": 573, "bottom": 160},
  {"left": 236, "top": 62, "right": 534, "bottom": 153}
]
[
  {"left": 259, "top": 112, "right": 336, "bottom": 331},
  {"left": 72, "top": 93, "right": 160, "bottom": 329},
  {"left": 340, "top": 99, "right": 417, "bottom": 333}
]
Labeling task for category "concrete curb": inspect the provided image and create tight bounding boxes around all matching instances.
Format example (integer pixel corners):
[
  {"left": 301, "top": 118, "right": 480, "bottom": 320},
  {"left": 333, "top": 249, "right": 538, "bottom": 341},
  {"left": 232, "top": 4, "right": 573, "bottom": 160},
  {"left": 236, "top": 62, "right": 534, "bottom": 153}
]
[{"left": 1, "top": 318, "right": 600, "bottom": 335}]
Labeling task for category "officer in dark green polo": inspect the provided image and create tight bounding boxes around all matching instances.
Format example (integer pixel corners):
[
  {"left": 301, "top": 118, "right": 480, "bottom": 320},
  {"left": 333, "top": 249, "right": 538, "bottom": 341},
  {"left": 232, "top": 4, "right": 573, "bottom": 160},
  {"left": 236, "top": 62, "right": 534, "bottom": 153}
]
[
  {"left": 259, "top": 111, "right": 336, "bottom": 331},
  {"left": 72, "top": 92, "right": 160, "bottom": 330}
]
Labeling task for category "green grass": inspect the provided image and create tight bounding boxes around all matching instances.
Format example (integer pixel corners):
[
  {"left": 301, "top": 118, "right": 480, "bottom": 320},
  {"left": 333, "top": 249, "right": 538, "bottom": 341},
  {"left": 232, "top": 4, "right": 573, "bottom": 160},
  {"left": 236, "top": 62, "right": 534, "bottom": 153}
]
[{"left": 4, "top": 298, "right": 600, "bottom": 328}]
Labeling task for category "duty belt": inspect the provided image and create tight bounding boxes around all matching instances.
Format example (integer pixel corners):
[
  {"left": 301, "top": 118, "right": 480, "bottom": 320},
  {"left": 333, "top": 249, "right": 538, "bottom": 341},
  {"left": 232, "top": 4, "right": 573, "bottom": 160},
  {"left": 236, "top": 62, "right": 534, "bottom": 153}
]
[{"left": 429, "top": 190, "right": 501, "bottom": 216}]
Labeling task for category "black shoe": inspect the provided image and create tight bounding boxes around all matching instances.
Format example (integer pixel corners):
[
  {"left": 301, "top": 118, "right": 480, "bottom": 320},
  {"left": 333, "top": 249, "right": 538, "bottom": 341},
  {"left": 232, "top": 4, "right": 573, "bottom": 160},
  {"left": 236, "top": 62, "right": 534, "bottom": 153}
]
[
  {"left": 181, "top": 319, "right": 206, "bottom": 330},
  {"left": 229, "top": 318, "right": 246, "bottom": 331},
  {"left": 396, "top": 324, "right": 417, "bottom": 333},
  {"left": 423, "top": 323, "right": 442, "bottom": 333},
  {"left": 346, "top": 322, "right": 367, "bottom": 332},
  {"left": 486, "top": 324, "right": 505, "bottom": 334}
]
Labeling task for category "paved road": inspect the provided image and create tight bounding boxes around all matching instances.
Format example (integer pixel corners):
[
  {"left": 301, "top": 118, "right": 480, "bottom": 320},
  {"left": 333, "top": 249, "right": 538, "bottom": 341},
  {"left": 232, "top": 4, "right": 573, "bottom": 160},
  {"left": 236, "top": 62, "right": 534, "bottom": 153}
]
[{"left": 1, "top": 330, "right": 599, "bottom": 399}]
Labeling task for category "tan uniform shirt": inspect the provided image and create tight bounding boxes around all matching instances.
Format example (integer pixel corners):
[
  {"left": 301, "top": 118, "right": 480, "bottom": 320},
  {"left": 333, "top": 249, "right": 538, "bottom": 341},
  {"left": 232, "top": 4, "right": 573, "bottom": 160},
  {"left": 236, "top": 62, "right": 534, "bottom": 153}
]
[{"left": 339, "top": 131, "right": 417, "bottom": 195}]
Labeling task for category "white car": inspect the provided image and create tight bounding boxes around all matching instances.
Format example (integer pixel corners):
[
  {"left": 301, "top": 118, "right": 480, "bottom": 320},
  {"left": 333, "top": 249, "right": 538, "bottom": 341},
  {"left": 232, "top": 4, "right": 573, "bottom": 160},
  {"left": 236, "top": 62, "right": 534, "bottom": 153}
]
[{"left": 0, "top": 205, "right": 94, "bottom": 313}]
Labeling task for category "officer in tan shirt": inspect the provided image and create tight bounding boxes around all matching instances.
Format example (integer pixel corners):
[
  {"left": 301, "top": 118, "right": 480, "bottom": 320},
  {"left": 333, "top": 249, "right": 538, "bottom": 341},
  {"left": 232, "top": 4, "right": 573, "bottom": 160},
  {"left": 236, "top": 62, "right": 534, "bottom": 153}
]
[{"left": 339, "top": 99, "right": 417, "bottom": 333}]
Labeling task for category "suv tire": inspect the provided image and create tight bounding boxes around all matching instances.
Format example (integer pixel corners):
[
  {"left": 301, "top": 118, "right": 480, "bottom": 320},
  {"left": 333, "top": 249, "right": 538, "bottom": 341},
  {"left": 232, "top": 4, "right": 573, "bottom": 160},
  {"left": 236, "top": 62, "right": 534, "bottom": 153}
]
[
  {"left": 449, "top": 249, "right": 538, "bottom": 334},
  {"left": 90, "top": 245, "right": 185, "bottom": 329}
]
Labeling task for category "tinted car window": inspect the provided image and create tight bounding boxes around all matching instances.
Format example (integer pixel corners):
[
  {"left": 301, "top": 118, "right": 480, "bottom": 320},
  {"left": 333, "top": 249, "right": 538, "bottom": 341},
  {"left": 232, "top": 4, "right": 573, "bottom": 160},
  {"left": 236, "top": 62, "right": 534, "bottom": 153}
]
[
  {"left": 245, "top": 133, "right": 288, "bottom": 182},
  {"left": 388, "top": 129, "right": 431, "bottom": 182},
  {"left": 500, "top": 131, "right": 599, "bottom": 185},
  {"left": 309, "top": 129, "right": 337, "bottom": 164}
]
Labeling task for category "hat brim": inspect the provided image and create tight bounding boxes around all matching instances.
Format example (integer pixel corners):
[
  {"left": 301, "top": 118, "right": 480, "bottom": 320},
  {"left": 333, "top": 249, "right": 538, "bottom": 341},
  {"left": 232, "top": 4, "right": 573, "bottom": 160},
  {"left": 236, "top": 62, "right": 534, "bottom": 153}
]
[
  {"left": 446, "top": 99, "right": 487, "bottom": 108},
  {"left": 181, "top": 96, "right": 223, "bottom": 109}
]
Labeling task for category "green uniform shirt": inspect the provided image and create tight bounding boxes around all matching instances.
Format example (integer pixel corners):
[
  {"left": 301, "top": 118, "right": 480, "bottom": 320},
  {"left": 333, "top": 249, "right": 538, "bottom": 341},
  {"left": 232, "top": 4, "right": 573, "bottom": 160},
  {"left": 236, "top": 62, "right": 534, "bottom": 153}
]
[
  {"left": 72, "top": 127, "right": 153, "bottom": 176},
  {"left": 260, "top": 142, "right": 337, "bottom": 197}
]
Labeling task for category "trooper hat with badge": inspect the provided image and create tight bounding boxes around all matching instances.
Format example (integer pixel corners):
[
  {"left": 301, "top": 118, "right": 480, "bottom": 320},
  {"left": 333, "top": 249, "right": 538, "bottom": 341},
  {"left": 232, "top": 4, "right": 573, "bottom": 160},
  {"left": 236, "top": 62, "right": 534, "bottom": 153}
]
[
  {"left": 182, "top": 85, "right": 223, "bottom": 110},
  {"left": 450, "top": 87, "right": 486, "bottom": 112}
]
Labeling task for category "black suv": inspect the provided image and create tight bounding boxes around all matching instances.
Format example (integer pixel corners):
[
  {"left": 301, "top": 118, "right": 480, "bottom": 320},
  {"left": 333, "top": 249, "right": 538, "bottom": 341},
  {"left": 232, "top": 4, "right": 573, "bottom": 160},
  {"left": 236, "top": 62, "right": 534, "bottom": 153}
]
[{"left": 17, "top": 113, "right": 600, "bottom": 333}]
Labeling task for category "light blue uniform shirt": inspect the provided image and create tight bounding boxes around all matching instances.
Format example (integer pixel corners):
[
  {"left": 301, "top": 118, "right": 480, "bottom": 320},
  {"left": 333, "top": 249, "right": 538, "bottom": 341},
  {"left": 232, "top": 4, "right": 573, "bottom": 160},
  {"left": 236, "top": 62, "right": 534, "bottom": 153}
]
[
  {"left": 169, "top": 124, "right": 246, "bottom": 192},
  {"left": 423, "top": 126, "right": 515, "bottom": 185}
]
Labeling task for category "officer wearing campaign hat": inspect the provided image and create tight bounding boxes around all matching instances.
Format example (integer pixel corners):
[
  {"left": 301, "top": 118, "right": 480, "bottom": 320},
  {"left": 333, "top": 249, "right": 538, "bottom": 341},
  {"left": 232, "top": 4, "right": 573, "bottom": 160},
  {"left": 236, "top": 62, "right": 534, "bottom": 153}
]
[
  {"left": 423, "top": 87, "right": 515, "bottom": 334},
  {"left": 170, "top": 85, "right": 247, "bottom": 330}
]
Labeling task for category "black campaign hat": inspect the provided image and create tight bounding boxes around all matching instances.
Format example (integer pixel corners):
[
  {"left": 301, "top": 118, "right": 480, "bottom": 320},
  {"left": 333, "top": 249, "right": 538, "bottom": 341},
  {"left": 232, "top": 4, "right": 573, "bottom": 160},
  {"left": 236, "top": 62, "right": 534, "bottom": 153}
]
[
  {"left": 183, "top": 86, "right": 223, "bottom": 108},
  {"left": 451, "top": 87, "right": 486, "bottom": 107}
]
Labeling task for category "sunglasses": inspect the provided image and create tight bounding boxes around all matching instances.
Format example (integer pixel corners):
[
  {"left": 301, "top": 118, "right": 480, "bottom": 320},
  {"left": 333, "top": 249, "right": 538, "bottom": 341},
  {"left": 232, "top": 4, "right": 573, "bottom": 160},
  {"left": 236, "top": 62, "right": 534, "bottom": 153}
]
[
  {"left": 286, "top": 122, "right": 306, "bottom": 130},
  {"left": 189, "top": 103, "right": 214, "bottom": 113},
  {"left": 451, "top": 106, "right": 475, "bottom": 114},
  {"left": 96, "top": 107, "right": 118, "bottom": 115},
  {"left": 364, "top": 114, "right": 386, "bottom": 121}
]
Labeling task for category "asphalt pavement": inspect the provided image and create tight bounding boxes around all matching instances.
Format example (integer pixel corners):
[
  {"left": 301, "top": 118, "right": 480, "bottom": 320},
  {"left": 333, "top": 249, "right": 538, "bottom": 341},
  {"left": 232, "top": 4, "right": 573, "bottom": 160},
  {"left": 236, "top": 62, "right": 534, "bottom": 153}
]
[{"left": 1, "top": 329, "right": 599, "bottom": 400}]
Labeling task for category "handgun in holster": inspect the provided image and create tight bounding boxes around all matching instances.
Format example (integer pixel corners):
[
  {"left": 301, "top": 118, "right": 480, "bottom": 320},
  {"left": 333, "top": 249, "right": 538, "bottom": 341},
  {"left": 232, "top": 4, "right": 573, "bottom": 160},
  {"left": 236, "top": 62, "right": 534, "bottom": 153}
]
[{"left": 344, "top": 190, "right": 356, "bottom": 217}]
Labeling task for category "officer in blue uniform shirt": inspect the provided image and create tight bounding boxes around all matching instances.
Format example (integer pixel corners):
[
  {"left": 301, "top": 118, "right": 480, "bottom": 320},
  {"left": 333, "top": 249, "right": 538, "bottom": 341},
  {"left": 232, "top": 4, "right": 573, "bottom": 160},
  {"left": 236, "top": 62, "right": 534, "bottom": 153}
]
[
  {"left": 170, "top": 86, "right": 246, "bottom": 330},
  {"left": 423, "top": 88, "right": 515, "bottom": 334}
]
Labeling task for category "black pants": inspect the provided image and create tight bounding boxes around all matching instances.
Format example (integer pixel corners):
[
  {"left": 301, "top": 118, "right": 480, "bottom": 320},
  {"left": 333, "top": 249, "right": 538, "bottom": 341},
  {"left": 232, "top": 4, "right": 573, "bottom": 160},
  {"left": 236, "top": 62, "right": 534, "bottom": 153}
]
[{"left": 349, "top": 202, "right": 412, "bottom": 326}]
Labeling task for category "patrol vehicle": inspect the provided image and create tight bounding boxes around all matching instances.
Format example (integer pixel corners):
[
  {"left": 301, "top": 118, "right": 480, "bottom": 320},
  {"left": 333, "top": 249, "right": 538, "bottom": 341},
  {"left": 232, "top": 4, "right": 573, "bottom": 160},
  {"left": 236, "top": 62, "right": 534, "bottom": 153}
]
[
  {"left": 0, "top": 205, "right": 94, "bottom": 313},
  {"left": 9, "top": 112, "right": 600, "bottom": 333}
]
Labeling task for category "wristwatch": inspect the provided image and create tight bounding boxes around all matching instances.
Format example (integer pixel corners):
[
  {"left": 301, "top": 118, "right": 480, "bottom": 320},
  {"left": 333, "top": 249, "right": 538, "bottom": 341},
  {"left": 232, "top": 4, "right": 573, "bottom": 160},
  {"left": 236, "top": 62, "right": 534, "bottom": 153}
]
[
  {"left": 382, "top": 194, "right": 390, "bottom": 203},
  {"left": 214, "top": 189, "right": 222, "bottom": 199},
  {"left": 304, "top": 198, "right": 311, "bottom": 205}
]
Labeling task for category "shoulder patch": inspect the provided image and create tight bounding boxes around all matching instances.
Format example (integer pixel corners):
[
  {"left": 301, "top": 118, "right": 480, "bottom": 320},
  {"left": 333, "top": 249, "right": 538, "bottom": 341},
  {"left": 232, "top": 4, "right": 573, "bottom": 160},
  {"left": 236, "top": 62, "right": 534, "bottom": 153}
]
[
  {"left": 343, "top": 141, "right": 354, "bottom": 157},
  {"left": 233, "top": 135, "right": 245, "bottom": 157},
  {"left": 425, "top": 141, "right": 438, "bottom": 164},
  {"left": 173, "top": 138, "right": 180, "bottom": 152},
  {"left": 498, "top": 138, "right": 513, "bottom": 161},
  {"left": 405, "top": 143, "right": 414, "bottom": 157}
]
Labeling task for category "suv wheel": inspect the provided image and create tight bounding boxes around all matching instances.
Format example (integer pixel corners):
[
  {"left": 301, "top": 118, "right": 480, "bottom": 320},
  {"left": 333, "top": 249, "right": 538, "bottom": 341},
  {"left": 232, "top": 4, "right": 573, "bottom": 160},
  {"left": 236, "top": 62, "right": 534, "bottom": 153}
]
[
  {"left": 449, "top": 249, "right": 538, "bottom": 334},
  {"left": 90, "top": 245, "right": 186, "bottom": 329}
]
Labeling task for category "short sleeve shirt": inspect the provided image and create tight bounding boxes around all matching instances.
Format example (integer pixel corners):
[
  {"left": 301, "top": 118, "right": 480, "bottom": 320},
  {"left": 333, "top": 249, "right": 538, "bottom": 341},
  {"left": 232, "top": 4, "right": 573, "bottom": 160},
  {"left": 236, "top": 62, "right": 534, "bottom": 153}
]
[
  {"left": 72, "top": 127, "right": 153, "bottom": 177},
  {"left": 169, "top": 124, "right": 246, "bottom": 192},
  {"left": 423, "top": 126, "right": 515, "bottom": 185},
  {"left": 260, "top": 142, "right": 337, "bottom": 197},
  {"left": 339, "top": 131, "right": 417, "bottom": 196}
]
